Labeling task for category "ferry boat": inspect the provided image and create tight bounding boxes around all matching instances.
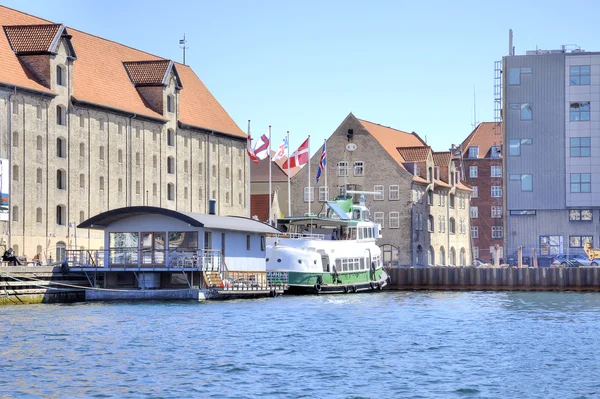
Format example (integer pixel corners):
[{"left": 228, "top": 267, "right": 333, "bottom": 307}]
[{"left": 266, "top": 192, "right": 390, "bottom": 295}]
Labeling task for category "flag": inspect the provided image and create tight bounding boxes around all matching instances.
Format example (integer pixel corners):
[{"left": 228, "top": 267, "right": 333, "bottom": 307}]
[
  {"left": 246, "top": 136, "right": 259, "bottom": 164},
  {"left": 316, "top": 141, "right": 326, "bottom": 183},
  {"left": 253, "top": 133, "right": 270, "bottom": 160},
  {"left": 272, "top": 136, "right": 288, "bottom": 162},
  {"left": 282, "top": 138, "right": 309, "bottom": 169},
  {"left": 179, "top": 39, "right": 185, "bottom": 44}
]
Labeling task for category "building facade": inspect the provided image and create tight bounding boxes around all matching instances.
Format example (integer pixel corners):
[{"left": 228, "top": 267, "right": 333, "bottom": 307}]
[
  {"left": 0, "top": 7, "right": 247, "bottom": 261},
  {"left": 456, "top": 122, "right": 504, "bottom": 262},
  {"left": 290, "top": 113, "right": 472, "bottom": 266},
  {"left": 503, "top": 46, "right": 600, "bottom": 258}
]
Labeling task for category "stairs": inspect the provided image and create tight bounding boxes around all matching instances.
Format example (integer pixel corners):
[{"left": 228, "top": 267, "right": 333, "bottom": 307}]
[{"left": 203, "top": 271, "right": 224, "bottom": 288}]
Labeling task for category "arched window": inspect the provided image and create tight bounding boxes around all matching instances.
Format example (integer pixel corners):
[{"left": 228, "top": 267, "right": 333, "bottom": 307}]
[
  {"left": 12, "top": 206, "right": 18, "bottom": 222},
  {"left": 56, "top": 137, "right": 66, "bottom": 158},
  {"left": 79, "top": 211, "right": 85, "bottom": 224},
  {"left": 167, "top": 183, "right": 175, "bottom": 200},
  {"left": 460, "top": 248, "right": 466, "bottom": 266},
  {"left": 56, "top": 65, "right": 65, "bottom": 86},
  {"left": 153, "top": 183, "right": 157, "bottom": 196},
  {"left": 167, "top": 95, "right": 174, "bottom": 113},
  {"left": 36, "top": 208, "right": 42, "bottom": 223},
  {"left": 225, "top": 191, "right": 230, "bottom": 203},
  {"left": 167, "top": 129, "right": 175, "bottom": 146},
  {"left": 56, "top": 105, "right": 66, "bottom": 126},
  {"left": 427, "top": 214, "right": 434, "bottom": 232},
  {"left": 79, "top": 114, "right": 85, "bottom": 128},
  {"left": 56, "top": 241, "right": 66, "bottom": 262},
  {"left": 79, "top": 173, "right": 85, "bottom": 188},
  {"left": 428, "top": 246, "right": 435, "bottom": 266},
  {"left": 99, "top": 176, "right": 104, "bottom": 190},
  {"left": 37, "top": 135, "right": 43, "bottom": 151},
  {"left": 36, "top": 105, "right": 42, "bottom": 119},
  {"left": 36, "top": 168, "right": 42, "bottom": 184},
  {"left": 12, "top": 165, "right": 18, "bottom": 181},
  {"left": 184, "top": 160, "right": 189, "bottom": 173},
  {"left": 212, "top": 165, "right": 216, "bottom": 177},
  {"left": 135, "top": 126, "right": 140, "bottom": 138},
  {"left": 56, "top": 169, "right": 66, "bottom": 189},
  {"left": 449, "top": 194, "right": 455, "bottom": 208},
  {"left": 450, "top": 247, "right": 456, "bottom": 266},
  {"left": 225, "top": 167, "right": 230, "bottom": 179},
  {"left": 79, "top": 143, "right": 85, "bottom": 158},
  {"left": 118, "top": 149, "right": 123, "bottom": 164},
  {"left": 56, "top": 205, "right": 66, "bottom": 225},
  {"left": 439, "top": 247, "right": 446, "bottom": 266},
  {"left": 135, "top": 152, "right": 140, "bottom": 166},
  {"left": 428, "top": 166, "right": 433, "bottom": 181},
  {"left": 167, "top": 156, "right": 175, "bottom": 174},
  {"left": 118, "top": 178, "right": 123, "bottom": 193},
  {"left": 416, "top": 245, "right": 423, "bottom": 266},
  {"left": 136, "top": 181, "right": 141, "bottom": 195},
  {"left": 449, "top": 217, "right": 456, "bottom": 234},
  {"left": 153, "top": 155, "right": 157, "bottom": 169},
  {"left": 11, "top": 99, "right": 18, "bottom": 115},
  {"left": 99, "top": 146, "right": 105, "bottom": 160},
  {"left": 12, "top": 131, "right": 18, "bottom": 147}
]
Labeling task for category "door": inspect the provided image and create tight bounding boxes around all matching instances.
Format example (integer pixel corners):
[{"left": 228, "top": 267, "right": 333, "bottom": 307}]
[
  {"left": 141, "top": 232, "right": 166, "bottom": 264},
  {"left": 321, "top": 254, "right": 330, "bottom": 272}
]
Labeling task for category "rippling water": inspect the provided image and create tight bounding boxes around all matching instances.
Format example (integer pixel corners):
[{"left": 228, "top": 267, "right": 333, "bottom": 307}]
[{"left": 2, "top": 291, "right": 600, "bottom": 398}]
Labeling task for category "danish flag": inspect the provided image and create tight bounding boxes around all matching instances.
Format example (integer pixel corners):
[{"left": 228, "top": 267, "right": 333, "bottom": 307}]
[{"left": 282, "top": 138, "right": 309, "bottom": 169}]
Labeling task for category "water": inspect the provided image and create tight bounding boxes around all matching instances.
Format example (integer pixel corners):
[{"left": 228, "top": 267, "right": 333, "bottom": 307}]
[{"left": 1, "top": 291, "right": 600, "bottom": 399}]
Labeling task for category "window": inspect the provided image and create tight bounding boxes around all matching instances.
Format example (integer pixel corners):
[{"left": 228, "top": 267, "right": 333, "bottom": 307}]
[
  {"left": 11, "top": 99, "right": 18, "bottom": 115},
  {"left": 570, "top": 235, "right": 593, "bottom": 248},
  {"left": 238, "top": 168, "right": 242, "bottom": 181},
  {"left": 212, "top": 142, "right": 216, "bottom": 152},
  {"left": 79, "top": 173, "right": 85, "bottom": 188},
  {"left": 136, "top": 127, "right": 140, "bottom": 138},
  {"left": 118, "top": 149, "right": 123, "bottom": 164},
  {"left": 56, "top": 205, "right": 66, "bottom": 225},
  {"left": 510, "top": 210, "right": 536, "bottom": 216},
  {"left": 569, "top": 209, "right": 593, "bottom": 221},
  {"left": 56, "top": 169, "right": 65, "bottom": 189},
  {"left": 153, "top": 131, "right": 157, "bottom": 141},
  {"left": 427, "top": 190, "right": 433, "bottom": 205},
  {"left": 374, "top": 185, "right": 384, "bottom": 201},
  {"left": 56, "top": 105, "right": 66, "bottom": 126},
  {"left": 304, "top": 187, "right": 314, "bottom": 202},
  {"left": 36, "top": 105, "right": 42, "bottom": 119},
  {"left": 491, "top": 166, "right": 502, "bottom": 178},
  {"left": 56, "top": 65, "right": 65, "bottom": 86},
  {"left": 136, "top": 181, "right": 141, "bottom": 195},
  {"left": 37, "top": 135, "right": 43, "bottom": 151},
  {"left": 99, "top": 176, "right": 104, "bottom": 191},
  {"left": 36, "top": 207, "right": 42, "bottom": 223},
  {"left": 509, "top": 139, "right": 521, "bottom": 156},
  {"left": 56, "top": 137, "right": 66, "bottom": 158},
  {"left": 427, "top": 215, "right": 434, "bottom": 232},
  {"left": 470, "top": 207, "right": 478, "bottom": 219},
  {"left": 491, "top": 226, "right": 503, "bottom": 239},
  {"left": 472, "top": 246, "right": 479, "bottom": 260},
  {"left": 36, "top": 168, "right": 42, "bottom": 184},
  {"left": 570, "top": 173, "right": 591, "bottom": 193},
  {"left": 79, "top": 211, "right": 85, "bottom": 224},
  {"left": 471, "top": 186, "right": 478, "bottom": 198},
  {"left": 99, "top": 146, "right": 105, "bottom": 160},
  {"left": 167, "top": 183, "right": 175, "bottom": 200},
  {"left": 418, "top": 213, "right": 423, "bottom": 231},
  {"left": 388, "top": 212, "right": 400, "bottom": 229},
  {"left": 521, "top": 103, "right": 532, "bottom": 120},
  {"left": 449, "top": 194, "right": 455, "bottom": 208},
  {"left": 212, "top": 165, "right": 216, "bottom": 177},
  {"left": 428, "top": 246, "right": 435, "bottom": 266},
  {"left": 12, "top": 206, "right": 18, "bottom": 222},
  {"left": 118, "top": 179, "right": 123, "bottom": 193},
  {"left": 167, "top": 95, "right": 174, "bottom": 113},
  {"left": 167, "top": 156, "right": 175, "bottom": 174},
  {"left": 225, "top": 166, "right": 229, "bottom": 179},
  {"left": 508, "top": 68, "right": 520, "bottom": 85},
  {"left": 459, "top": 217, "right": 466, "bottom": 234},
  {"left": 79, "top": 143, "right": 85, "bottom": 158},
  {"left": 449, "top": 218, "right": 456, "bottom": 234},
  {"left": 570, "top": 137, "right": 591, "bottom": 157},
  {"left": 570, "top": 65, "right": 590, "bottom": 85},
  {"left": 439, "top": 247, "right": 446, "bottom": 266},
  {"left": 353, "top": 161, "right": 364, "bottom": 176},
  {"left": 184, "top": 161, "right": 189, "bottom": 174},
  {"left": 389, "top": 185, "right": 399, "bottom": 200},
  {"left": 471, "top": 226, "right": 479, "bottom": 238},
  {"left": 337, "top": 161, "right": 348, "bottom": 177},
  {"left": 167, "top": 129, "right": 175, "bottom": 146},
  {"left": 469, "top": 166, "right": 478, "bottom": 178},
  {"left": 118, "top": 123, "right": 123, "bottom": 135},
  {"left": 491, "top": 186, "right": 502, "bottom": 198},
  {"left": 490, "top": 146, "right": 501, "bottom": 159},
  {"left": 374, "top": 212, "right": 384, "bottom": 228},
  {"left": 12, "top": 131, "right": 18, "bottom": 147},
  {"left": 318, "top": 187, "right": 329, "bottom": 202},
  {"left": 246, "top": 235, "right": 251, "bottom": 250},
  {"left": 238, "top": 192, "right": 242, "bottom": 205},
  {"left": 99, "top": 118, "right": 104, "bottom": 131},
  {"left": 491, "top": 206, "right": 502, "bottom": 218},
  {"left": 153, "top": 183, "right": 157, "bottom": 196},
  {"left": 416, "top": 245, "right": 423, "bottom": 266},
  {"left": 570, "top": 102, "right": 590, "bottom": 121},
  {"left": 153, "top": 155, "right": 158, "bottom": 169},
  {"left": 79, "top": 114, "right": 85, "bottom": 128},
  {"left": 184, "top": 137, "right": 188, "bottom": 147},
  {"left": 468, "top": 147, "right": 479, "bottom": 158}
]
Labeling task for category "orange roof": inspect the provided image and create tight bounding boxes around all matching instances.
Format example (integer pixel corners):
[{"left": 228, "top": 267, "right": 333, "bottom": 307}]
[
  {"left": 432, "top": 151, "right": 451, "bottom": 167},
  {"left": 397, "top": 146, "right": 430, "bottom": 162},
  {"left": 122, "top": 60, "right": 172, "bottom": 86},
  {"left": 413, "top": 176, "right": 429, "bottom": 184},
  {"left": 459, "top": 122, "right": 502, "bottom": 159},
  {"left": 0, "top": 6, "right": 244, "bottom": 138},
  {"left": 357, "top": 119, "right": 426, "bottom": 166},
  {"left": 3, "top": 23, "right": 61, "bottom": 53},
  {"left": 434, "top": 179, "right": 451, "bottom": 188}
]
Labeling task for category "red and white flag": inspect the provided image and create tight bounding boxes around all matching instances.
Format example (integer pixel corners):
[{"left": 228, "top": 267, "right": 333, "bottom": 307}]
[
  {"left": 247, "top": 136, "right": 259, "bottom": 164},
  {"left": 282, "top": 137, "right": 309, "bottom": 169}
]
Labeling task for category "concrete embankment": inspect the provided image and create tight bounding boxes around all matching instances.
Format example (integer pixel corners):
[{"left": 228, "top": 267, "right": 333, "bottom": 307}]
[{"left": 388, "top": 266, "right": 600, "bottom": 291}]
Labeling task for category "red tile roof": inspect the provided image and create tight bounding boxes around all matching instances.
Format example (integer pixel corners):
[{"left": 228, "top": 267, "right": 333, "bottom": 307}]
[
  {"left": 123, "top": 60, "right": 171, "bottom": 86},
  {"left": 0, "top": 6, "right": 244, "bottom": 138},
  {"left": 3, "top": 23, "right": 61, "bottom": 53},
  {"left": 250, "top": 194, "right": 270, "bottom": 222},
  {"left": 432, "top": 151, "right": 451, "bottom": 167},
  {"left": 397, "top": 146, "right": 431, "bottom": 162},
  {"left": 458, "top": 122, "right": 503, "bottom": 159}
]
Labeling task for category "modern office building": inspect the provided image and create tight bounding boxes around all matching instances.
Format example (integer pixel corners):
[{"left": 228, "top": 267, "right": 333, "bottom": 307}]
[{"left": 503, "top": 42, "right": 600, "bottom": 257}]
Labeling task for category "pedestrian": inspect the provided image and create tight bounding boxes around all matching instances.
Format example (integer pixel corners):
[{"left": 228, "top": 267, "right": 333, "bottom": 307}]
[{"left": 2, "top": 248, "right": 22, "bottom": 266}]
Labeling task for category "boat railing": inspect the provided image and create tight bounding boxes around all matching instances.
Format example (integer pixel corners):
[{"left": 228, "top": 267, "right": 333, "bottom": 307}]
[
  {"left": 219, "top": 270, "right": 288, "bottom": 291},
  {"left": 276, "top": 232, "right": 325, "bottom": 240}
]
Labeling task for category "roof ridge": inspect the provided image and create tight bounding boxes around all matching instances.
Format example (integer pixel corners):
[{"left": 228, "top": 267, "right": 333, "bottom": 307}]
[
  {"left": 2, "top": 22, "right": 62, "bottom": 28},
  {"left": 0, "top": 5, "right": 55, "bottom": 24},
  {"left": 123, "top": 59, "right": 171, "bottom": 64},
  {"left": 357, "top": 118, "right": 411, "bottom": 134}
]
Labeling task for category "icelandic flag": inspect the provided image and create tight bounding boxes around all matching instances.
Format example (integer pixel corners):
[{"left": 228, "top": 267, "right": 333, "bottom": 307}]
[
  {"left": 253, "top": 133, "right": 270, "bottom": 160},
  {"left": 316, "top": 141, "right": 326, "bottom": 183},
  {"left": 272, "top": 136, "right": 288, "bottom": 162}
]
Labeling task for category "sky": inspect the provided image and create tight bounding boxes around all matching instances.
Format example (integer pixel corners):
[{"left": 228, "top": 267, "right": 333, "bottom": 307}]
[{"left": 4, "top": 0, "right": 600, "bottom": 155}]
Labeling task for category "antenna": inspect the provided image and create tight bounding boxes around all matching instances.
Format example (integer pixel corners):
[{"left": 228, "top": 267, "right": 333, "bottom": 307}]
[
  {"left": 472, "top": 86, "right": 478, "bottom": 129},
  {"left": 179, "top": 33, "right": 189, "bottom": 65}
]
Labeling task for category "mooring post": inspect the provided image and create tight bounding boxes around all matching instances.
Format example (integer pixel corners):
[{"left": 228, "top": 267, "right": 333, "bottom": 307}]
[
  {"left": 518, "top": 246, "right": 523, "bottom": 268},
  {"left": 532, "top": 248, "right": 538, "bottom": 267}
]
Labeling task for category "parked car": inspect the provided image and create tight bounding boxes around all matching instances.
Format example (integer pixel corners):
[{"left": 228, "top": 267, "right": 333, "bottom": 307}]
[
  {"left": 554, "top": 254, "right": 598, "bottom": 267},
  {"left": 506, "top": 252, "right": 556, "bottom": 267},
  {"left": 473, "top": 259, "right": 491, "bottom": 267}
]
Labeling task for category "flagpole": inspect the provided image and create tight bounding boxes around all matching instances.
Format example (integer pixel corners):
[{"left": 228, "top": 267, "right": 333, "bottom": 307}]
[
  {"left": 308, "top": 135, "right": 311, "bottom": 216},
  {"left": 287, "top": 130, "right": 291, "bottom": 217},
  {"left": 324, "top": 139, "right": 328, "bottom": 201},
  {"left": 268, "top": 125, "right": 272, "bottom": 225},
  {"left": 247, "top": 120, "right": 251, "bottom": 218}
]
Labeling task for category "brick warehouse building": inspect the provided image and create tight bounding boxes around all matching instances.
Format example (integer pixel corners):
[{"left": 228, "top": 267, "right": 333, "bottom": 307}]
[
  {"left": 0, "top": 6, "right": 247, "bottom": 261},
  {"left": 291, "top": 113, "right": 472, "bottom": 266},
  {"left": 455, "top": 122, "right": 504, "bottom": 262}
]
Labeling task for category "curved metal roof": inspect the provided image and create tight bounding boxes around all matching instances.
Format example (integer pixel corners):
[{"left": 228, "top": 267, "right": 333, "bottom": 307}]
[{"left": 78, "top": 206, "right": 281, "bottom": 234}]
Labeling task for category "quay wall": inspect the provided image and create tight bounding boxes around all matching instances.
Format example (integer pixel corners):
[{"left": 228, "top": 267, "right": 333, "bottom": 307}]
[{"left": 388, "top": 266, "right": 600, "bottom": 291}]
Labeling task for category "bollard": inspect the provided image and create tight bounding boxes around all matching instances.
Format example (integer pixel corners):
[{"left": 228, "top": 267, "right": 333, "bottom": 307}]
[
  {"left": 532, "top": 248, "right": 538, "bottom": 268},
  {"left": 517, "top": 246, "right": 523, "bottom": 268}
]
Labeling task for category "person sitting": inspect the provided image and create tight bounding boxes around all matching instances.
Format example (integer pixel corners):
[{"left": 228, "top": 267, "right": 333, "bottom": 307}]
[
  {"left": 33, "top": 253, "right": 41, "bottom": 266},
  {"left": 3, "top": 248, "right": 22, "bottom": 266}
]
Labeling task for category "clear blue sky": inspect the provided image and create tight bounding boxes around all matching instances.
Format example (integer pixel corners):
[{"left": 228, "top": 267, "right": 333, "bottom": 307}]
[{"left": 5, "top": 0, "right": 600, "bottom": 154}]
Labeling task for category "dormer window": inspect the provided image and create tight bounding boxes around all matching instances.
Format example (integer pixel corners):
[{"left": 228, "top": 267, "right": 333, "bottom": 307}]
[
  {"left": 468, "top": 146, "right": 479, "bottom": 158},
  {"left": 56, "top": 65, "right": 65, "bottom": 86},
  {"left": 167, "top": 95, "right": 174, "bottom": 113}
]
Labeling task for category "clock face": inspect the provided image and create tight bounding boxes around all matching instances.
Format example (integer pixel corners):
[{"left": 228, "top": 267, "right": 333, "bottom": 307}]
[{"left": 346, "top": 143, "right": 357, "bottom": 152}]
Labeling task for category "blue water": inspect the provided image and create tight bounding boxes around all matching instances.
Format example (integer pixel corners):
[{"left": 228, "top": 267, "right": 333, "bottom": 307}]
[{"left": 1, "top": 291, "right": 600, "bottom": 398}]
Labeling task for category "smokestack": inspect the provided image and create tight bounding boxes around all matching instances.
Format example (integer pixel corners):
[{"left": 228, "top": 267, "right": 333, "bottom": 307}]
[{"left": 509, "top": 29, "right": 513, "bottom": 56}]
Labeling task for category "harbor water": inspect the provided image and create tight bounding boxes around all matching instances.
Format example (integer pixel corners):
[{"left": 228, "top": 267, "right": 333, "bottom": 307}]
[{"left": 2, "top": 291, "right": 600, "bottom": 398}]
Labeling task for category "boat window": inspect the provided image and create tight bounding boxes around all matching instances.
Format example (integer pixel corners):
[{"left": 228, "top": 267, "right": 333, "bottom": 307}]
[
  {"left": 168, "top": 231, "right": 198, "bottom": 251},
  {"left": 353, "top": 209, "right": 361, "bottom": 219},
  {"left": 350, "top": 228, "right": 357, "bottom": 240},
  {"left": 360, "top": 258, "right": 365, "bottom": 270},
  {"left": 358, "top": 229, "right": 363, "bottom": 239},
  {"left": 335, "top": 259, "right": 341, "bottom": 273}
]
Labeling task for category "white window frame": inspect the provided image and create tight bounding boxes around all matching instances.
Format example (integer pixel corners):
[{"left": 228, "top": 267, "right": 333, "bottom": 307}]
[
  {"left": 470, "top": 206, "right": 478, "bottom": 219},
  {"left": 469, "top": 166, "right": 478, "bottom": 178},
  {"left": 318, "top": 186, "right": 329, "bottom": 202},
  {"left": 491, "top": 166, "right": 502, "bottom": 178},
  {"left": 374, "top": 185, "right": 384, "bottom": 201},
  {"left": 389, "top": 185, "right": 400, "bottom": 201},
  {"left": 491, "top": 186, "right": 502, "bottom": 198},
  {"left": 304, "top": 187, "right": 314, "bottom": 203},
  {"left": 473, "top": 246, "right": 479, "bottom": 259},
  {"left": 491, "top": 206, "right": 502, "bottom": 219},
  {"left": 468, "top": 147, "right": 479, "bottom": 158},
  {"left": 374, "top": 212, "right": 384, "bottom": 228},
  {"left": 353, "top": 161, "right": 364, "bottom": 177},
  {"left": 389, "top": 211, "right": 400, "bottom": 229},
  {"left": 492, "top": 226, "right": 503, "bottom": 239},
  {"left": 471, "top": 186, "right": 478, "bottom": 198},
  {"left": 337, "top": 161, "right": 348, "bottom": 177},
  {"left": 471, "top": 226, "right": 479, "bottom": 238}
]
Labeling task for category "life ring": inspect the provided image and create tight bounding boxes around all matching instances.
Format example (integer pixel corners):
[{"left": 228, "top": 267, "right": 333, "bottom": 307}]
[{"left": 314, "top": 283, "right": 322, "bottom": 292}]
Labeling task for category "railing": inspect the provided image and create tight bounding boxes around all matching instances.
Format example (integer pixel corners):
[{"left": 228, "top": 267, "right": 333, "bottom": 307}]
[
  {"left": 219, "top": 270, "right": 288, "bottom": 291},
  {"left": 275, "top": 232, "right": 325, "bottom": 240}
]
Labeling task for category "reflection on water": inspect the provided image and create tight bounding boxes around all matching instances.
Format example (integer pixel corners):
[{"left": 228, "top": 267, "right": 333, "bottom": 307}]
[{"left": 1, "top": 291, "right": 600, "bottom": 398}]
